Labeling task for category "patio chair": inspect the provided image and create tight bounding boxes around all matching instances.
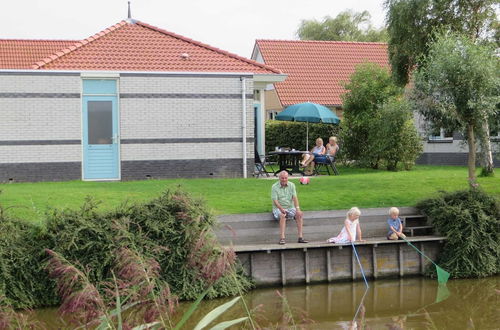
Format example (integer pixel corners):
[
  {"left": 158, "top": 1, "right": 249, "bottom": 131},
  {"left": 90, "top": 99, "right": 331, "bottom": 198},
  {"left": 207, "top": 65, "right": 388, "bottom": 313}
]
[
  {"left": 314, "top": 153, "right": 339, "bottom": 176},
  {"left": 254, "top": 150, "right": 275, "bottom": 178}
]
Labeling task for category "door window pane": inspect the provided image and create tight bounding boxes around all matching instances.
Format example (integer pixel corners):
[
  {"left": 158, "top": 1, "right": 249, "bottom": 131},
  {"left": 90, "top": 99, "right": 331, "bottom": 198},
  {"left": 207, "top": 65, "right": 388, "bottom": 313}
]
[{"left": 88, "top": 101, "right": 112, "bottom": 144}]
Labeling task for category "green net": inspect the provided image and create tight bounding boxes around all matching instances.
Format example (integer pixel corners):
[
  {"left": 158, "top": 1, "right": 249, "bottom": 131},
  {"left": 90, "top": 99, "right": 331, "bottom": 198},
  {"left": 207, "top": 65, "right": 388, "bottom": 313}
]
[
  {"left": 434, "top": 283, "right": 450, "bottom": 303},
  {"left": 436, "top": 265, "right": 450, "bottom": 284},
  {"left": 402, "top": 237, "right": 450, "bottom": 284}
]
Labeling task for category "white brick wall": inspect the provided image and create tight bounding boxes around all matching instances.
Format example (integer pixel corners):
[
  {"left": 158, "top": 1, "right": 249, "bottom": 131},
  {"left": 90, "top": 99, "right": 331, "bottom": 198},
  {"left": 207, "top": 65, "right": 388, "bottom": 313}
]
[
  {"left": 423, "top": 140, "right": 468, "bottom": 153},
  {"left": 0, "top": 75, "right": 80, "bottom": 93},
  {"left": 121, "top": 142, "right": 254, "bottom": 161},
  {"left": 0, "top": 145, "right": 81, "bottom": 163},
  {"left": 0, "top": 73, "right": 255, "bottom": 166},
  {"left": 120, "top": 76, "right": 252, "bottom": 94},
  {"left": 0, "top": 98, "right": 81, "bottom": 140},
  {"left": 120, "top": 98, "right": 253, "bottom": 139},
  {"left": 119, "top": 75, "right": 254, "bottom": 162}
]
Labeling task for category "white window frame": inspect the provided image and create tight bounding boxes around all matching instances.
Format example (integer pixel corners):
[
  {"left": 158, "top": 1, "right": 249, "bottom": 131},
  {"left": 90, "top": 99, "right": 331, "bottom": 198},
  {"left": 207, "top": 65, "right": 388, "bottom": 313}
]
[{"left": 428, "top": 128, "right": 453, "bottom": 141}]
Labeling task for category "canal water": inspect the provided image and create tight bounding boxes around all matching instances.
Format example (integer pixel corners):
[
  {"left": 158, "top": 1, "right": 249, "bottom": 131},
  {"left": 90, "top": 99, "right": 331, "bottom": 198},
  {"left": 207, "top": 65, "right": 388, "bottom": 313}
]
[{"left": 33, "top": 276, "right": 499, "bottom": 329}]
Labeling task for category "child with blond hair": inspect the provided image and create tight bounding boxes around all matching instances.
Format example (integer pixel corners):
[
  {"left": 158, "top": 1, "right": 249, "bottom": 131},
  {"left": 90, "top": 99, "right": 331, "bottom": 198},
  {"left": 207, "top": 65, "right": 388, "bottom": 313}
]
[
  {"left": 387, "top": 207, "right": 406, "bottom": 240},
  {"left": 327, "top": 207, "right": 365, "bottom": 244}
]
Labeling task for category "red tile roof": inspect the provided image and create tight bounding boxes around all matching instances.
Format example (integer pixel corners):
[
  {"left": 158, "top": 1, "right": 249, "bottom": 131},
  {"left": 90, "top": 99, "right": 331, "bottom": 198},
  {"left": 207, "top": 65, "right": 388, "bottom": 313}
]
[
  {"left": 254, "top": 40, "right": 389, "bottom": 106},
  {"left": 0, "top": 21, "right": 280, "bottom": 74},
  {"left": 0, "top": 39, "right": 77, "bottom": 69}
]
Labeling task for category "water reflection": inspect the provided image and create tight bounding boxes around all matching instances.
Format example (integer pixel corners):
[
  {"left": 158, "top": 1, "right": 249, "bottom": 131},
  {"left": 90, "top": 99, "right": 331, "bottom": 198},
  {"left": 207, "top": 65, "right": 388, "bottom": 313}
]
[
  {"left": 197, "top": 277, "right": 499, "bottom": 329},
  {"left": 31, "top": 276, "right": 499, "bottom": 329}
]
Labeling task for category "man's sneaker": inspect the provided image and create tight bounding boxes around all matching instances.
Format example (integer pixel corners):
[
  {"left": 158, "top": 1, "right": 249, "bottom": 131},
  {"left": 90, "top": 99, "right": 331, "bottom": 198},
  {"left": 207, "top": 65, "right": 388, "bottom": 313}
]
[
  {"left": 279, "top": 238, "right": 286, "bottom": 245},
  {"left": 298, "top": 237, "right": 309, "bottom": 243}
]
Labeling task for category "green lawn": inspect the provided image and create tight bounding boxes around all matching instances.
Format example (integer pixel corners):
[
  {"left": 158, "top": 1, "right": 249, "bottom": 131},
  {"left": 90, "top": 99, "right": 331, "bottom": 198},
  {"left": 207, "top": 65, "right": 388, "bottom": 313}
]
[{"left": 0, "top": 165, "right": 498, "bottom": 223}]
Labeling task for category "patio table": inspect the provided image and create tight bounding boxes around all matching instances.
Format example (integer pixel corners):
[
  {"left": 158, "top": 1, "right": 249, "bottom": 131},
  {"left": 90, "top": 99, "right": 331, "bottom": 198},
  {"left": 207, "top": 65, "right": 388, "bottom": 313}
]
[{"left": 268, "top": 150, "right": 307, "bottom": 176}]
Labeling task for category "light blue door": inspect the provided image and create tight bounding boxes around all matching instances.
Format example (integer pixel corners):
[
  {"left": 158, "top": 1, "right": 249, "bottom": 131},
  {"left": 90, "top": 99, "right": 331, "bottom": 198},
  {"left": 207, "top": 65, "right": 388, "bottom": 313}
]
[{"left": 82, "top": 80, "right": 119, "bottom": 180}]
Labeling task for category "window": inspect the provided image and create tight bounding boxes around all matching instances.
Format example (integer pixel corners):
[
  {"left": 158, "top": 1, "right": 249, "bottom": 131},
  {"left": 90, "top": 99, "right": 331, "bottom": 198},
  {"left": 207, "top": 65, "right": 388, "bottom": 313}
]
[
  {"left": 490, "top": 123, "right": 500, "bottom": 141},
  {"left": 88, "top": 101, "right": 113, "bottom": 144},
  {"left": 267, "top": 110, "right": 279, "bottom": 120},
  {"left": 428, "top": 128, "right": 453, "bottom": 141}
]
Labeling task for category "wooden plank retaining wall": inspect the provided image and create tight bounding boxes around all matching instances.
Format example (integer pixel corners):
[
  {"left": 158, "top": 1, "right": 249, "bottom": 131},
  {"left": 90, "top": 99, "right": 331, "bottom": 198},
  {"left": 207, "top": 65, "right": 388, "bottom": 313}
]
[{"left": 216, "top": 208, "right": 445, "bottom": 287}]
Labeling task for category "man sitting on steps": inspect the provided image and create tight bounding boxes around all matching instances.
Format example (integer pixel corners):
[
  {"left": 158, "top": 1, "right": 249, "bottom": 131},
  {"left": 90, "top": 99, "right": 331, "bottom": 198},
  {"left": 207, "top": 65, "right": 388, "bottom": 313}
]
[{"left": 271, "top": 171, "right": 308, "bottom": 245}]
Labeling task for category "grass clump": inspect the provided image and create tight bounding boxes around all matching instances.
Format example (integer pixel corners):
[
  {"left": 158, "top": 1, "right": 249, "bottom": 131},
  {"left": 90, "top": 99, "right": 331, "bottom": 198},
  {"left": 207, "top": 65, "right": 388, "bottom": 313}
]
[
  {"left": 417, "top": 188, "right": 500, "bottom": 278},
  {"left": 0, "top": 189, "right": 251, "bottom": 309}
]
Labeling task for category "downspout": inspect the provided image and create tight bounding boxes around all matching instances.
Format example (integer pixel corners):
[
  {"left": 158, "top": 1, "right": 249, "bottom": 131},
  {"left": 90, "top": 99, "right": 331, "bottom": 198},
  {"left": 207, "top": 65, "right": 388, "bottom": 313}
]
[{"left": 241, "top": 77, "right": 247, "bottom": 178}]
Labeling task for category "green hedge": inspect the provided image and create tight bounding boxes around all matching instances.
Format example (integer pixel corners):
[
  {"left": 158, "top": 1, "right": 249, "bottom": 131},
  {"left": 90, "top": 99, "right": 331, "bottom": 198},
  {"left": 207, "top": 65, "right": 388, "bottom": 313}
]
[
  {"left": 0, "top": 189, "right": 251, "bottom": 309},
  {"left": 416, "top": 188, "right": 500, "bottom": 278},
  {"left": 265, "top": 120, "right": 340, "bottom": 153}
]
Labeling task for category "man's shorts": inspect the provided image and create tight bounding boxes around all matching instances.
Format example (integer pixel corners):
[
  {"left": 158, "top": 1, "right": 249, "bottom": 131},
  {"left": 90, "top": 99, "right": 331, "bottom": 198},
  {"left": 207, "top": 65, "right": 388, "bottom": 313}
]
[{"left": 272, "top": 207, "right": 297, "bottom": 220}]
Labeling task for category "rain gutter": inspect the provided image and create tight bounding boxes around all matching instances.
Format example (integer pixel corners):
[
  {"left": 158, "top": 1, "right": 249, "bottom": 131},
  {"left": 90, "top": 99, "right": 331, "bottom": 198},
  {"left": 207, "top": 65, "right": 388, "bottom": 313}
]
[{"left": 241, "top": 77, "right": 247, "bottom": 178}]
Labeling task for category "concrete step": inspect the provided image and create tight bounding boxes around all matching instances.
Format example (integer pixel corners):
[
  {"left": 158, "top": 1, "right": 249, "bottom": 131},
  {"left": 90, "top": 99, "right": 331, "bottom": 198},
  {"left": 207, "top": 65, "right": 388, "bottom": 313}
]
[
  {"left": 402, "top": 215, "right": 428, "bottom": 227},
  {"left": 403, "top": 225, "right": 434, "bottom": 237},
  {"left": 215, "top": 207, "right": 429, "bottom": 246},
  {"left": 217, "top": 221, "right": 406, "bottom": 241}
]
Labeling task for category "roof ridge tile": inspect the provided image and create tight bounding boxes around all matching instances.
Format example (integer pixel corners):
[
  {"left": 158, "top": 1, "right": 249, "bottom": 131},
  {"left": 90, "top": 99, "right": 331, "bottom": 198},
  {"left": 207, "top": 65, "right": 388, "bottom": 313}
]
[
  {"left": 256, "top": 39, "right": 387, "bottom": 45},
  {"left": 136, "top": 20, "right": 281, "bottom": 74},
  {"left": 33, "top": 20, "right": 128, "bottom": 69}
]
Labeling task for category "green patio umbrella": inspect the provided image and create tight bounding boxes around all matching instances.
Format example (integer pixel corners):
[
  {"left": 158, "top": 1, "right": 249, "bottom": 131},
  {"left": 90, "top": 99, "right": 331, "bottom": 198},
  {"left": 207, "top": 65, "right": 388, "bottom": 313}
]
[{"left": 275, "top": 102, "right": 340, "bottom": 150}]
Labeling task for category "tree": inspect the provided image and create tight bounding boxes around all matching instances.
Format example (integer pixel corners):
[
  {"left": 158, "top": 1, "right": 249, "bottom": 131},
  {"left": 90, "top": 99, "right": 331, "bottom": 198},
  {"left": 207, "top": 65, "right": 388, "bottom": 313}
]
[
  {"left": 385, "top": 0, "right": 499, "bottom": 86},
  {"left": 297, "top": 10, "right": 387, "bottom": 42},
  {"left": 386, "top": 0, "right": 499, "bottom": 174},
  {"left": 341, "top": 63, "right": 414, "bottom": 169},
  {"left": 412, "top": 33, "right": 500, "bottom": 184},
  {"left": 372, "top": 98, "right": 423, "bottom": 170}
]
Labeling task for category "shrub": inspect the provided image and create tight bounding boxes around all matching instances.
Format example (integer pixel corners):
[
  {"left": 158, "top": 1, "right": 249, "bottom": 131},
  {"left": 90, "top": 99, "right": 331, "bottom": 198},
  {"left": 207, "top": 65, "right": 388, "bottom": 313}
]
[
  {"left": 340, "top": 62, "right": 402, "bottom": 168},
  {"left": 265, "top": 120, "right": 340, "bottom": 153},
  {"left": 0, "top": 215, "right": 55, "bottom": 308},
  {"left": 371, "top": 98, "right": 423, "bottom": 171},
  {"left": 0, "top": 189, "right": 251, "bottom": 309},
  {"left": 416, "top": 188, "right": 500, "bottom": 278}
]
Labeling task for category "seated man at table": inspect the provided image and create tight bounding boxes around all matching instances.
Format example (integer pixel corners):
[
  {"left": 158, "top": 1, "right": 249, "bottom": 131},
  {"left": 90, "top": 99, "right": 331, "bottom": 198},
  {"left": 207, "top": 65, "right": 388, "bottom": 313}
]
[{"left": 271, "top": 171, "right": 308, "bottom": 245}]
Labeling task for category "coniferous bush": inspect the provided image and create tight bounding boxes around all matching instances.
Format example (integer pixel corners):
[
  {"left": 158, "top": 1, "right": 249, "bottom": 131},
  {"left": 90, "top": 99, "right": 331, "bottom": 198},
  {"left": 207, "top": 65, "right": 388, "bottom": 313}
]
[
  {"left": 0, "top": 189, "right": 251, "bottom": 309},
  {"left": 417, "top": 188, "right": 500, "bottom": 278}
]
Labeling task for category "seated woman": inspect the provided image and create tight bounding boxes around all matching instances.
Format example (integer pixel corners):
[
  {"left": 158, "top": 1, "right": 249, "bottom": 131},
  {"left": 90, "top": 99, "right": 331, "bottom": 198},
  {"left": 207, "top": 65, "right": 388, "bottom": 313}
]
[
  {"left": 325, "top": 136, "right": 339, "bottom": 161},
  {"left": 301, "top": 137, "right": 326, "bottom": 167}
]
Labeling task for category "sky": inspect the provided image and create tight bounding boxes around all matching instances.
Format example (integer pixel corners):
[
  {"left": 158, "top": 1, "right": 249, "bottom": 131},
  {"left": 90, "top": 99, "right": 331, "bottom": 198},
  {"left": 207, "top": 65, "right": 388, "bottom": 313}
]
[{"left": 1, "top": 0, "right": 387, "bottom": 58}]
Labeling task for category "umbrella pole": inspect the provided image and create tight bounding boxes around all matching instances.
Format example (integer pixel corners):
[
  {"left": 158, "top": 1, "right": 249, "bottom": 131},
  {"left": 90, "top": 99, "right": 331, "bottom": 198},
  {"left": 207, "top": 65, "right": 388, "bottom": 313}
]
[{"left": 306, "top": 122, "right": 309, "bottom": 151}]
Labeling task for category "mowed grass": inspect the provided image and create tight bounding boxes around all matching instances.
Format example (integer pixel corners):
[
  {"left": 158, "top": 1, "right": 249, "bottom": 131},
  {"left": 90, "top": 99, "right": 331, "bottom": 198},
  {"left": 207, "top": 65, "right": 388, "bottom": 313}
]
[{"left": 0, "top": 165, "right": 498, "bottom": 223}]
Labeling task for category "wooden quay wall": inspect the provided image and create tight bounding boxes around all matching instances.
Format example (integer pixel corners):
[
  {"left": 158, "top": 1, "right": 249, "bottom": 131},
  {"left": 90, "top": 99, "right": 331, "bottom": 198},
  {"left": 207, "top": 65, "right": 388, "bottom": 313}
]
[{"left": 216, "top": 207, "right": 445, "bottom": 287}]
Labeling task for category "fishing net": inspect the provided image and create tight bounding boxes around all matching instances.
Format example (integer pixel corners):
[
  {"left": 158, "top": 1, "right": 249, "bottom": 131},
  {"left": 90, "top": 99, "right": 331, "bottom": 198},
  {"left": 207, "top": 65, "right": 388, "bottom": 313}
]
[{"left": 436, "top": 265, "right": 450, "bottom": 284}]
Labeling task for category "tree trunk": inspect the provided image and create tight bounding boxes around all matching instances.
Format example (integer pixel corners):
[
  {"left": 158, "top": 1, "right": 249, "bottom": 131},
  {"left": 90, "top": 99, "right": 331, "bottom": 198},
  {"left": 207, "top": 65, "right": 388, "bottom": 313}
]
[
  {"left": 467, "top": 123, "right": 477, "bottom": 184},
  {"left": 480, "top": 120, "right": 494, "bottom": 176}
]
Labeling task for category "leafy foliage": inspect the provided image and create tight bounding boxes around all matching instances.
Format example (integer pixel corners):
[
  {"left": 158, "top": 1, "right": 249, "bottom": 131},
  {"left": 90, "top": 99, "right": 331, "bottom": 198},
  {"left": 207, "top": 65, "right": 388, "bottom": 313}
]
[
  {"left": 0, "top": 216, "right": 55, "bottom": 308},
  {"left": 265, "top": 120, "right": 340, "bottom": 153},
  {"left": 385, "top": 0, "right": 499, "bottom": 85},
  {"left": 0, "top": 189, "right": 251, "bottom": 309},
  {"left": 340, "top": 62, "right": 420, "bottom": 170},
  {"left": 371, "top": 98, "right": 423, "bottom": 170},
  {"left": 417, "top": 188, "right": 500, "bottom": 278},
  {"left": 297, "top": 10, "right": 387, "bottom": 42},
  {"left": 412, "top": 32, "right": 500, "bottom": 181}
]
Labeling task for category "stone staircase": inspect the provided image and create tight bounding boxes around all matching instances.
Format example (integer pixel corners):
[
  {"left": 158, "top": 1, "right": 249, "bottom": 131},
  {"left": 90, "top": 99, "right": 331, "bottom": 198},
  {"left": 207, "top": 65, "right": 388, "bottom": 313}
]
[{"left": 402, "top": 215, "right": 435, "bottom": 237}]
